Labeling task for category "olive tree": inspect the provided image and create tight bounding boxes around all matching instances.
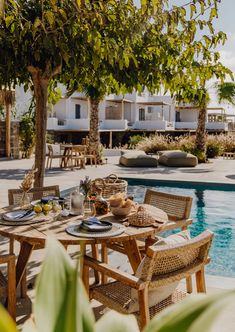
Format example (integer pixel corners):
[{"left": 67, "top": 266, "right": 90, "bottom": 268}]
[{"left": 0, "top": 0, "right": 78, "bottom": 186}]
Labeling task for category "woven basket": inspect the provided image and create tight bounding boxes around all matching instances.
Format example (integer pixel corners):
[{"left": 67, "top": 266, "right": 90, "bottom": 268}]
[
  {"left": 127, "top": 206, "right": 158, "bottom": 227},
  {"left": 91, "top": 174, "right": 127, "bottom": 199}
]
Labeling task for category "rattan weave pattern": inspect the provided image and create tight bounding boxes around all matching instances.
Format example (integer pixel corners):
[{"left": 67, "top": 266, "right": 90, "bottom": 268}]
[
  {"left": 8, "top": 185, "right": 60, "bottom": 206},
  {"left": 144, "top": 189, "right": 192, "bottom": 220},
  {"left": 91, "top": 282, "right": 186, "bottom": 317}
]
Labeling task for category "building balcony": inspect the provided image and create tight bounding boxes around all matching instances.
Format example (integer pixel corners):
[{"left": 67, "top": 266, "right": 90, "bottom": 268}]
[
  {"left": 133, "top": 120, "right": 175, "bottom": 130},
  {"left": 175, "top": 122, "right": 229, "bottom": 131},
  {"left": 47, "top": 118, "right": 89, "bottom": 131},
  {"left": 99, "top": 119, "right": 128, "bottom": 130}
]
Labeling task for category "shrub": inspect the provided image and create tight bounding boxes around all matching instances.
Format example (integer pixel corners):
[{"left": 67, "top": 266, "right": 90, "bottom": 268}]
[
  {"left": 128, "top": 134, "right": 145, "bottom": 149},
  {"left": 206, "top": 135, "right": 223, "bottom": 158},
  {"left": 179, "top": 135, "right": 196, "bottom": 153},
  {"left": 136, "top": 134, "right": 179, "bottom": 154},
  {"left": 19, "top": 111, "right": 35, "bottom": 158}
]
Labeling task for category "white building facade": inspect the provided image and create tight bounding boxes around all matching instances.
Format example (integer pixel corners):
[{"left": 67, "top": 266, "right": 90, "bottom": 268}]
[
  {"left": 47, "top": 88, "right": 176, "bottom": 132},
  {"left": 15, "top": 84, "right": 234, "bottom": 132}
]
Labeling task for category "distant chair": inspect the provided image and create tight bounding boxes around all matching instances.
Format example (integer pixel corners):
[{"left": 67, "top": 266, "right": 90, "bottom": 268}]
[
  {"left": 0, "top": 253, "right": 16, "bottom": 320},
  {"left": 84, "top": 230, "right": 213, "bottom": 330},
  {"left": 84, "top": 147, "right": 97, "bottom": 167},
  {"left": 70, "top": 145, "right": 86, "bottom": 169},
  {"left": 46, "top": 144, "right": 65, "bottom": 169}
]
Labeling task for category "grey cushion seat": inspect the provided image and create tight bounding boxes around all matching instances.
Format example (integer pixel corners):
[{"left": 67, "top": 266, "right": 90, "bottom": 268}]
[
  {"left": 158, "top": 151, "right": 198, "bottom": 167},
  {"left": 119, "top": 152, "right": 158, "bottom": 167}
]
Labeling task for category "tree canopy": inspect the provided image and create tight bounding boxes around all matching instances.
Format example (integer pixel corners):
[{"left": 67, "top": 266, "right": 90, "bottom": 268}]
[{"left": 0, "top": 0, "right": 233, "bottom": 182}]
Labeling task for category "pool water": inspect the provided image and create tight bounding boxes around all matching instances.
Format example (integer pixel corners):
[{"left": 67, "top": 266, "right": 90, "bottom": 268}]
[{"left": 127, "top": 179, "right": 235, "bottom": 278}]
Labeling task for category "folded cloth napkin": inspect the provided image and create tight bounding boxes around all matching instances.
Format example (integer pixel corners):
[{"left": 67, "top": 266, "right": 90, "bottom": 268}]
[
  {"left": 80, "top": 217, "right": 112, "bottom": 232},
  {"left": 3, "top": 210, "right": 36, "bottom": 221}
]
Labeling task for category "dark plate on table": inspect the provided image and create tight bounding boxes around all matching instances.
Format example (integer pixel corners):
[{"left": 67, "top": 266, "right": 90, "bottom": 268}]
[{"left": 80, "top": 218, "right": 112, "bottom": 232}]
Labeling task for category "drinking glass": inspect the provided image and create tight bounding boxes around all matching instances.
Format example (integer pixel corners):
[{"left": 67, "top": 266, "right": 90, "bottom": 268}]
[
  {"left": 52, "top": 200, "right": 62, "bottom": 221},
  {"left": 83, "top": 200, "right": 95, "bottom": 219}
]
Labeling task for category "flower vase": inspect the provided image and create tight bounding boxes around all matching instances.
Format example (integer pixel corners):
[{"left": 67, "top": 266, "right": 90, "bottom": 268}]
[{"left": 20, "top": 191, "right": 31, "bottom": 208}]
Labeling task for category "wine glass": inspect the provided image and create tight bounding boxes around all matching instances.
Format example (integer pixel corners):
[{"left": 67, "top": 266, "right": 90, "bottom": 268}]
[
  {"left": 52, "top": 200, "right": 62, "bottom": 221},
  {"left": 83, "top": 200, "right": 95, "bottom": 219}
]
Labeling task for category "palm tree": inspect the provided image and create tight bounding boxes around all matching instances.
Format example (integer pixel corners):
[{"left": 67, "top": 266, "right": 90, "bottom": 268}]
[
  {"left": 216, "top": 82, "right": 235, "bottom": 105},
  {"left": 0, "top": 89, "right": 15, "bottom": 158}
]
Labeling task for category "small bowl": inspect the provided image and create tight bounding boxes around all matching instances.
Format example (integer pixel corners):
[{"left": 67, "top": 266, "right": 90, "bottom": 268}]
[{"left": 110, "top": 206, "right": 132, "bottom": 217}]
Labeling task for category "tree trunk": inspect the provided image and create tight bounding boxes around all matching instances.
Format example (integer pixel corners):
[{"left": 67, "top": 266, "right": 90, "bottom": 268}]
[
  {"left": 30, "top": 69, "right": 49, "bottom": 187},
  {"left": 89, "top": 98, "right": 101, "bottom": 159},
  {"left": 5, "top": 103, "right": 11, "bottom": 158},
  {"left": 195, "top": 106, "right": 207, "bottom": 162}
]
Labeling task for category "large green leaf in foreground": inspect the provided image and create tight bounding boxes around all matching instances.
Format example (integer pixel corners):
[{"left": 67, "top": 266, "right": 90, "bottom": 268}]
[
  {"left": 144, "top": 291, "right": 235, "bottom": 332},
  {"left": 32, "top": 237, "right": 95, "bottom": 332},
  {"left": 0, "top": 304, "right": 18, "bottom": 332}
]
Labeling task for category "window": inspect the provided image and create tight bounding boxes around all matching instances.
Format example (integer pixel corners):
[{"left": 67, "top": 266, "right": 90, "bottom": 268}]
[
  {"left": 75, "top": 104, "right": 81, "bottom": 119},
  {"left": 147, "top": 107, "right": 153, "bottom": 114},
  {"left": 139, "top": 108, "right": 145, "bottom": 121}
]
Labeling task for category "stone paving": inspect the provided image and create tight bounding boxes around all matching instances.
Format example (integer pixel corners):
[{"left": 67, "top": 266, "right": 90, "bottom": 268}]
[{"left": 0, "top": 154, "right": 235, "bottom": 330}]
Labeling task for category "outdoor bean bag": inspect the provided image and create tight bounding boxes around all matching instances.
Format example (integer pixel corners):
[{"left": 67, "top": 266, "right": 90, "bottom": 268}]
[
  {"left": 158, "top": 150, "right": 198, "bottom": 167},
  {"left": 119, "top": 152, "right": 158, "bottom": 167}
]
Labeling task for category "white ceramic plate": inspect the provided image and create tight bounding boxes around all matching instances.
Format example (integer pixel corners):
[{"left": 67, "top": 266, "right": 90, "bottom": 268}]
[
  {"left": 3, "top": 210, "right": 36, "bottom": 222},
  {"left": 30, "top": 200, "right": 41, "bottom": 207}
]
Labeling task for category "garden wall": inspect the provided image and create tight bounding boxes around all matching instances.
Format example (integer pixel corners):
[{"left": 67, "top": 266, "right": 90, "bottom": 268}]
[{"left": 0, "top": 121, "right": 20, "bottom": 158}]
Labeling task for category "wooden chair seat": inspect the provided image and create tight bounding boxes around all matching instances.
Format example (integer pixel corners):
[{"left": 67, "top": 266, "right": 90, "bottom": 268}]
[{"left": 91, "top": 281, "right": 186, "bottom": 319}]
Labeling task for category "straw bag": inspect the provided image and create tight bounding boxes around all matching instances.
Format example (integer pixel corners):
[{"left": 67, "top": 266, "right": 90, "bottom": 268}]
[{"left": 91, "top": 174, "right": 127, "bottom": 199}]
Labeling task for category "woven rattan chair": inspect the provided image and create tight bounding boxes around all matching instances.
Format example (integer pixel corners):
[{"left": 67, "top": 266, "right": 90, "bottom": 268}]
[
  {"left": 0, "top": 254, "right": 16, "bottom": 319},
  {"left": 144, "top": 189, "right": 193, "bottom": 231},
  {"left": 8, "top": 185, "right": 60, "bottom": 297},
  {"left": 106, "top": 190, "right": 193, "bottom": 289},
  {"left": 84, "top": 230, "right": 213, "bottom": 330},
  {"left": 8, "top": 185, "right": 60, "bottom": 206}
]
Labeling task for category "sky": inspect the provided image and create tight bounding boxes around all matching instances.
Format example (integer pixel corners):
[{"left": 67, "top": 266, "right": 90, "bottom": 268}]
[{"left": 135, "top": 0, "right": 235, "bottom": 112}]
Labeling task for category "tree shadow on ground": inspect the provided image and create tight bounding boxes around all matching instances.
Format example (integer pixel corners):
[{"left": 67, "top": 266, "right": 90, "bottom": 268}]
[
  {"left": 0, "top": 167, "right": 73, "bottom": 180},
  {"left": 225, "top": 174, "right": 235, "bottom": 180}
]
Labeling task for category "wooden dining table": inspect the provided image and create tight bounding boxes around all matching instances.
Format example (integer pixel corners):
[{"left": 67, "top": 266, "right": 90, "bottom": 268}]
[{"left": 0, "top": 205, "right": 175, "bottom": 294}]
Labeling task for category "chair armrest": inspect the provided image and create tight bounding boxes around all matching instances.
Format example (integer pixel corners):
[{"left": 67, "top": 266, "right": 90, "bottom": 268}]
[
  {"left": 84, "top": 255, "right": 147, "bottom": 290},
  {"left": 0, "top": 254, "right": 15, "bottom": 265}
]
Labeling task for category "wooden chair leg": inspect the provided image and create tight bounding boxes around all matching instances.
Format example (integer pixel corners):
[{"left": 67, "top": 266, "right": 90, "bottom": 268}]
[
  {"left": 49, "top": 157, "right": 52, "bottom": 169},
  {"left": 91, "top": 244, "right": 100, "bottom": 284},
  {"left": 138, "top": 287, "right": 150, "bottom": 330},
  {"left": 46, "top": 156, "right": 49, "bottom": 169},
  {"left": 20, "top": 270, "right": 27, "bottom": 298},
  {"left": 7, "top": 256, "right": 16, "bottom": 320},
  {"left": 101, "top": 244, "right": 108, "bottom": 284},
  {"left": 196, "top": 267, "right": 206, "bottom": 293},
  {"left": 186, "top": 276, "right": 193, "bottom": 294},
  {"left": 82, "top": 264, "right": 90, "bottom": 296}
]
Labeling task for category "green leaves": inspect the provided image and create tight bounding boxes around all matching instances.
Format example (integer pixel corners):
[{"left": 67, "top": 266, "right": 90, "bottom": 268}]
[
  {"left": 0, "top": 305, "right": 18, "bottom": 332},
  {"left": 32, "top": 236, "right": 95, "bottom": 332},
  {"left": 144, "top": 291, "right": 235, "bottom": 332},
  {"left": 95, "top": 311, "right": 140, "bottom": 332}
]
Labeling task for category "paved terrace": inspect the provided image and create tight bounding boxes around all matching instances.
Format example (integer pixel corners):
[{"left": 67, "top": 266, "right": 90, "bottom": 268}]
[{"left": 0, "top": 154, "right": 235, "bottom": 330}]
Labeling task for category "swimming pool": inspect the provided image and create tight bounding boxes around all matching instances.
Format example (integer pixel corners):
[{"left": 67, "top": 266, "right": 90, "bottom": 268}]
[{"left": 126, "top": 179, "right": 235, "bottom": 278}]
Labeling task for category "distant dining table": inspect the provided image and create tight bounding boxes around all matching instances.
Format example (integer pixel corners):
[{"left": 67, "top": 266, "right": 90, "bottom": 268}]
[
  {"left": 60, "top": 144, "right": 86, "bottom": 169},
  {"left": 0, "top": 204, "right": 172, "bottom": 293}
]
